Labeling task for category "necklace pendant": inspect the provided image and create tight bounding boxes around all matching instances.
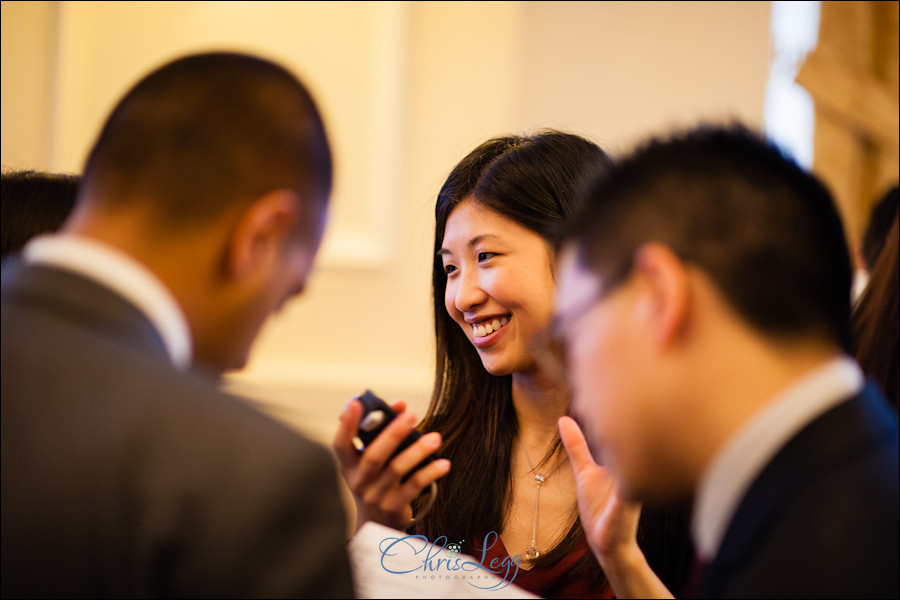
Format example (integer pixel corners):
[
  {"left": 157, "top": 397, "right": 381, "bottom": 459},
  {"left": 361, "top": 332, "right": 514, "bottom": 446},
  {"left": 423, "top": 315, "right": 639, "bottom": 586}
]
[
  {"left": 525, "top": 544, "right": 540, "bottom": 560},
  {"left": 534, "top": 474, "right": 545, "bottom": 484}
]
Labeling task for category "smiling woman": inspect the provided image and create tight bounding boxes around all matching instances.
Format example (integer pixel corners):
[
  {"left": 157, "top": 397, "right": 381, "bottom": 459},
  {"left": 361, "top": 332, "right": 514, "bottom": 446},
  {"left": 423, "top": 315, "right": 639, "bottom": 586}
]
[
  {"left": 334, "top": 130, "right": 695, "bottom": 598},
  {"left": 439, "top": 199, "right": 557, "bottom": 373}
]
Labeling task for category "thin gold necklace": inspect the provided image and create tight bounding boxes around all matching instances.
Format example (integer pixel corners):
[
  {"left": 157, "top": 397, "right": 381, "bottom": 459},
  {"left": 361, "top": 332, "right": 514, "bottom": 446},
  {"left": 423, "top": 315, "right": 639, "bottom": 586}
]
[{"left": 517, "top": 434, "right": 567, "bottom": 560}]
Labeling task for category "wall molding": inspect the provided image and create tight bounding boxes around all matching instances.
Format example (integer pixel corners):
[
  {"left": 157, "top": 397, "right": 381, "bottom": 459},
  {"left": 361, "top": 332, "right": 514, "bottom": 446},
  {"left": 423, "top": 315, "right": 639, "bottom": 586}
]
[{"left": 52, "top": 1, "right": 410, "bottom": 271}]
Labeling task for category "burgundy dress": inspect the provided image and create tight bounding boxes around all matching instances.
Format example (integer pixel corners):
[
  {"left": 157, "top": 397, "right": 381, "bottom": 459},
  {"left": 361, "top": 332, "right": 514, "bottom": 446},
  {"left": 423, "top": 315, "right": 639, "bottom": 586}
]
[{"left": 472, "top": 533, "right": 614, "bottom": 598}]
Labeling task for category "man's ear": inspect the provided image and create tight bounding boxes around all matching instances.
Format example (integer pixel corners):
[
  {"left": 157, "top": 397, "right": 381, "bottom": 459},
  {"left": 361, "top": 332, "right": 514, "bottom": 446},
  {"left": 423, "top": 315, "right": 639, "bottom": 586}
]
[
  {"left": 632, "top": 242, "right": 691, "bottom": 348},
  {"left": 226, "top": 189, "right": 301, "bottom": 280}
]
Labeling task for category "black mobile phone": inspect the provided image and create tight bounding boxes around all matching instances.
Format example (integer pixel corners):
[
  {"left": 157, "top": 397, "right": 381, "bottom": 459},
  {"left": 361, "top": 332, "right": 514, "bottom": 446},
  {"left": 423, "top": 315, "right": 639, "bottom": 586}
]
[{"left": 354, "top": 389, "right": 436, "bottom": 481}]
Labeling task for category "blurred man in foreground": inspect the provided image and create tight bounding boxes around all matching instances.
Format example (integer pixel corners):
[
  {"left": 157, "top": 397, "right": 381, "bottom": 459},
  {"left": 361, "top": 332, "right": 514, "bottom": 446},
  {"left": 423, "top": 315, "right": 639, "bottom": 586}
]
[
  {"left": 556, "top": 124, "right": 899, "bottom": 598},
  {"left": 2, "top": 52, "right": 353, "bottom": 598}
]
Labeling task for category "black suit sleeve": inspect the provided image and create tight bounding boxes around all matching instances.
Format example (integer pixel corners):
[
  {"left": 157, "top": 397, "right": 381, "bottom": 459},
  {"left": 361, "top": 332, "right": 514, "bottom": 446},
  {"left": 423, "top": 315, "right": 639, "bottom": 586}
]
[
  {"left": 138, "top": 386, "right": 356, "bottom": 599},
  {"left": 637, "top": 498, "right": 695, "bottom": 597}
]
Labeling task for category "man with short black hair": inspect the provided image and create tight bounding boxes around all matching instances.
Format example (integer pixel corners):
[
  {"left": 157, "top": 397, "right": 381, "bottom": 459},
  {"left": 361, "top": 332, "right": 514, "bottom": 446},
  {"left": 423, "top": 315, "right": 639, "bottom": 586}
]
[
  {"left": 2, "top": 52, "right": 353, "bottom": 598},
  {"left": 556, "top": 124, "right": 898, "bottom": 598}
]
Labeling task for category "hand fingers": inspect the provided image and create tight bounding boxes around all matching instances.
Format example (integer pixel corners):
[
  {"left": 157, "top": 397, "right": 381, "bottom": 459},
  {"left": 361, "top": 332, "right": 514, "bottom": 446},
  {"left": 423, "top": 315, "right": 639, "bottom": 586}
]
[
  {"left": 334, "top": 397, "right": 407, "bottom": 467},
  {"left": 351, "top": 410, "right": 427, "bottom": 491},
  {"left": 357, "top": 409, "right": 417, "bottom": 462},
  {"left": 391, "top": 431, "right": 442, "bottom": 478},
  {"left": 337, "top": 396, "right": 447, "bottom": 521},
  {"left": 334, "top": 399, "right": 364, "bottom": 468},
  {"left": 361, "top": 430, "right": 442, "bottom": 500},
  {"left": 378, "top": 457, "right": 451, "bottom": 514},
  {"left": 558, "top": 416, "right": 598, "bottom": 475},
  {"left": 402, "top": 457, "right": 451, "bottom": 491}
]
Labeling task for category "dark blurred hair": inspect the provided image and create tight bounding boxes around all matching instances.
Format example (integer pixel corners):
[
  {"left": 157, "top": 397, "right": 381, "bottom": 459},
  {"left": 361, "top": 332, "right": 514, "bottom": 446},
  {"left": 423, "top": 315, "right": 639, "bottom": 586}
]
[
  {"left": 862, "top": 184, "right": 899, "bottom": 270},
  {"left": 416, "top": 130, "right": 612, "bottom": 585},
  {"left": 1, "top": 170, "right": 79, "bottom": 259},
  {"left": 80, "top": 52, "right": 332, "bottom": 229},
  {"left": 565, "top": 123, "right": 853, "bottom": 351},
  {"left": 853, "top": 206, "right": 898, "bottom": 413}
]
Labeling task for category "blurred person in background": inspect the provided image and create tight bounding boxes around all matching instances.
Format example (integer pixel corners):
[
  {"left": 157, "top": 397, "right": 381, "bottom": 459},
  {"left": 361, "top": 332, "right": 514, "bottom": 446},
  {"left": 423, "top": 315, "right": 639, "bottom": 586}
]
[{"left": 1, "top": 169, "right": 79, "bottom": 261}]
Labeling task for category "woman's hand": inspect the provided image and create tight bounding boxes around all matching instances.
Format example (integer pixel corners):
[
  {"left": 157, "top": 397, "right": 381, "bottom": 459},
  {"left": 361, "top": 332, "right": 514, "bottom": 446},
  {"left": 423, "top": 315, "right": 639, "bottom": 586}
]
[
  {"left": 558, "top": 416, "right": 673, "bottom": 599},
  {"left": 334, "top": 398, "right": 451, "bottom": 532}
]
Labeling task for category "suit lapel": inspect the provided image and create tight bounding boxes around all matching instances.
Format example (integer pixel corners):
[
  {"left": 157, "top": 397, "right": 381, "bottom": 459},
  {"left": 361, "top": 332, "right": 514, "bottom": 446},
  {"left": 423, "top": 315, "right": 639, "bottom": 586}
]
[{"left": 699, "top": 385, "right": 895, "bottom": 596}]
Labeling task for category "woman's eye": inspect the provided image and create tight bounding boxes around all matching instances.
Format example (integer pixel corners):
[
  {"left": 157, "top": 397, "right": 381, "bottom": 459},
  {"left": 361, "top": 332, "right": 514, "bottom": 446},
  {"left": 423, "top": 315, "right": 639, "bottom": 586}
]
[
  {"left": 477, "top": 252, "right": 496, "bottom": 262},
  {"left": 443, "top": 264, "right": 457, "bottom": 276}
]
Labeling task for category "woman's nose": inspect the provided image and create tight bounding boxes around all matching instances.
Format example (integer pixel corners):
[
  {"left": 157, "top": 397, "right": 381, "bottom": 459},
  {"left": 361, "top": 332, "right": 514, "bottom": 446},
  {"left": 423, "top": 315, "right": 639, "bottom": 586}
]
[{"left": 454, "top": 269, "right": 488, "bottom": 313}]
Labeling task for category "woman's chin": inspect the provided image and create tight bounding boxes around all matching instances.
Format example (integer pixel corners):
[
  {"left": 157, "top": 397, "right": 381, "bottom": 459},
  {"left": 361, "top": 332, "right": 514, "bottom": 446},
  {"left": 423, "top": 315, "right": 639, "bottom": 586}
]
[{"left": 478, "top": 355, "right": 516, "bottom": 377}]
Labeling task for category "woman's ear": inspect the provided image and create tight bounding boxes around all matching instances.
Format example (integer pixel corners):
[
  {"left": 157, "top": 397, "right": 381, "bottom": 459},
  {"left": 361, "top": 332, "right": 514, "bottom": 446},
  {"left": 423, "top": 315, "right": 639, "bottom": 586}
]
[
  {"left": 632, "top": 242, "right": 691, "bottom": 348},
  {"left": 226, "top": 189, "right": 301, "bottom": 281}
]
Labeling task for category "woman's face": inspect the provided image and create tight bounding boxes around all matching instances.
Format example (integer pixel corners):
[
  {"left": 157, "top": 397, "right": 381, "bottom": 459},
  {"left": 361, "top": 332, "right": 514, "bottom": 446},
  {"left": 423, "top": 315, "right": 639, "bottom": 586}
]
[{"left": 439, "top": 197, "right": 556, "bottom": 376}]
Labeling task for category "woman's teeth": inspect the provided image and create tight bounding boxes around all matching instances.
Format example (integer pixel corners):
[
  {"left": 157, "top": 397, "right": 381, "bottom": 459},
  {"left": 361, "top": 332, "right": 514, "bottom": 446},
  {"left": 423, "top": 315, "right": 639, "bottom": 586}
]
[{"left": 473, "top": 316, "right": 509, "bottom": 338}]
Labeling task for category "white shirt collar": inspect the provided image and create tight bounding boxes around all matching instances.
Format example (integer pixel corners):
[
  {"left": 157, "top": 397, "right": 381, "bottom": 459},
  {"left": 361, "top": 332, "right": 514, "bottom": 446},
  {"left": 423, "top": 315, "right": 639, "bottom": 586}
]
[
  {"left": 692, "top": 356, "right": 864, "bottom": 560},
  {"left": 23, "top": 234, "right": 192, "bottom": 370}
]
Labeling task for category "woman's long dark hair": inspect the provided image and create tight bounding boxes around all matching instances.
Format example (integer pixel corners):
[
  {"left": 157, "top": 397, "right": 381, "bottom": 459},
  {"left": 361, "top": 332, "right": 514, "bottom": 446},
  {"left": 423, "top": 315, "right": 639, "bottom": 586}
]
[
  {"left": 413, "top": 130, "right": 613, "bottom": 585},
  {"left": 853, "top": 205, "right": 899, "bottom": 413}
]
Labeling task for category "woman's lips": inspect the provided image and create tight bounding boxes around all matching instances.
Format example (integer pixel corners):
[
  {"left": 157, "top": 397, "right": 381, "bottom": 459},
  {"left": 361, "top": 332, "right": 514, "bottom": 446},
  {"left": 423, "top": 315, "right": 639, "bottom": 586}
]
[{"left": 471, "top": 315, "right": 510, "bottom": 347}]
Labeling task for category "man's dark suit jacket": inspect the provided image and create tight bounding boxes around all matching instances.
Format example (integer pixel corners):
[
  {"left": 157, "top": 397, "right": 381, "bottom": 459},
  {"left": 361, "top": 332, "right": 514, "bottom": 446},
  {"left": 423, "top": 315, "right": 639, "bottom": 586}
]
[
  {"left": 696, "top": 384, "right": 899, "bottom": 599},
  {"left": 1, "top": 260, "right": 354, "bottom": 598}
]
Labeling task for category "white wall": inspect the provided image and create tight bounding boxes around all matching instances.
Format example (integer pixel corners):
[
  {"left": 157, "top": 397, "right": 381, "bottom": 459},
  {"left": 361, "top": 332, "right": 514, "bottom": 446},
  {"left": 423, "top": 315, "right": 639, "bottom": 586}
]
[{"left": 1, "top": 1, "right": 772, "bottom": 446}]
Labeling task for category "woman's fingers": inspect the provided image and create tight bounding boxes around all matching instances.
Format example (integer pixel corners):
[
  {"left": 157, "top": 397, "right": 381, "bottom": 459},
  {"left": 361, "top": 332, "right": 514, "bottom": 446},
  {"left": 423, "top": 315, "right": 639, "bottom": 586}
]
[
  {"left": 361, "top": 430, "right": 442, "bottom": 499},
  {"left": 335, "top": 396, "right": 451, "bottom": 529},
  {"left": 378, "top": 457, "right": 452, "bottom": 514},
  {"left": 558, "top": 415, "right": 597, "bottom": 474},
  {"left": 334, "top": 399, "right": 364, "bottom": 468}
]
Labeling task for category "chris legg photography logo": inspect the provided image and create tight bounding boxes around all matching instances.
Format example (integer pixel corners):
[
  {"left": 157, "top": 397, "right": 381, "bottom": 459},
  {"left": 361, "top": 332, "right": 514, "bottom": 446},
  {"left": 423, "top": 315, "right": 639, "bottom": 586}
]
[{"left": 376, "top": 531, "right": 521, "bottom": 591}]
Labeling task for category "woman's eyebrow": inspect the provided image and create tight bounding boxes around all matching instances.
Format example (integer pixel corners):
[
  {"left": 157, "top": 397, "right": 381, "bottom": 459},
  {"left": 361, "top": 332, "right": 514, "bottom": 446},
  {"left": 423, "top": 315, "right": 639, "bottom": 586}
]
[{"left": 437, "top": 233, "right": 502, "bottom": 257}]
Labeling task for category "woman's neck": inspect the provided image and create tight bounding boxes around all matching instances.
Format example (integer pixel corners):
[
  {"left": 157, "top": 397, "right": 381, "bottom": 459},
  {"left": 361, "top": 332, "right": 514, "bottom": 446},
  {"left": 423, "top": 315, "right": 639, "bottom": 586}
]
[{"left": 511, "top": 370, "right": 569, "bottom": 447}]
